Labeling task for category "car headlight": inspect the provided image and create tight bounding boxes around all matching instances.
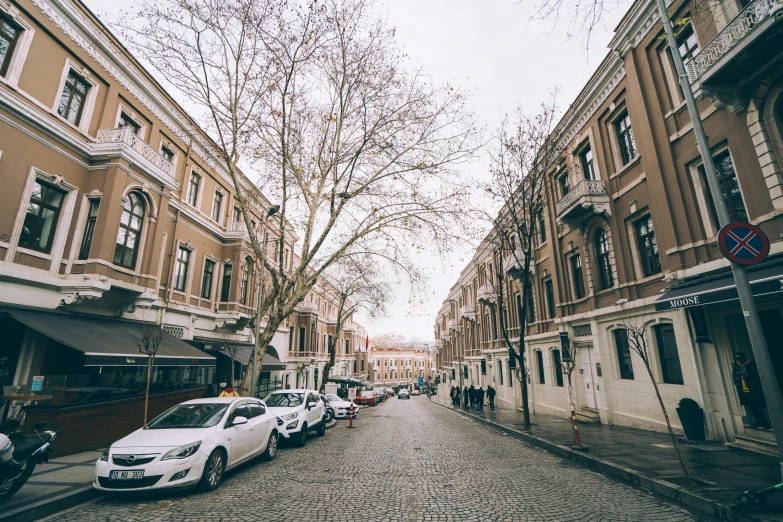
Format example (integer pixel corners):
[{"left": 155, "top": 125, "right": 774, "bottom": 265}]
[
  {"left": 281, "top": 412, "right": 298, "bottom": 421},
  {"left": 161, "top": 441, "right": 202, "bottom": 461},
  {"left": 100, "top": 448, "right": 109, "bottom": 462}
]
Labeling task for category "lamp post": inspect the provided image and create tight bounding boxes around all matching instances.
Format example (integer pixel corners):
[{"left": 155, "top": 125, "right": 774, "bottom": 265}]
[
  {"left": 251, "top": 204, "right": 280, "bottom": 398},
  {"left": 654, "top": 0, "right": 783, "bottom": 479}
]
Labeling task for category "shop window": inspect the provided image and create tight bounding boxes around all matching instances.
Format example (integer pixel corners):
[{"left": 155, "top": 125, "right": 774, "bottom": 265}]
[
  {"left": 552, "top": 349, "right": 563, "bottom": 387},
  {"left": 615, "top": 329, "right": 634, "bottom": 380},
  {"left": 580, "top": 144, "right": 596, "bottom": 180},
  {"left": 173, "top": 246, "right": 191, "bottom": 292},
  {"left": 220, "top": 264, "right": 232, "bottom": 302},
  {"left": 634, "top": 214, "right": 661, "bottom": 276},
  {"left": 536, "top": 350, "right": 546, "bottom": 384},
  {"left": 614, "top": 111, "right": 637, "bottom": 165},
  {"left": 569, "top": 253, "right": 585, "bottom": 299},
  {"left": 187, "top": 171, "right": 201, "bottom": 206},
  {"left": 545, "top": 279, "right": 556, "bottom": 319},
  {"left": 654, "top": 324, "right": 684, "bottom": 384},
  {"left": 0, "top": 15, "right": 21, "bottom": 77},
  {"left": 57, "top": 70, "right": 90, "bottom": 125},
  {"left": 78, "top": 199, "right": 100, "bottom": 260},
  {"left": 19, "top": 180, "right": 66, "bottom": 253},
  {"left": 201, "top": 259, "right": 215, "bottom": 299},
  {"left": 595, "top": 229, "right": 613, "bottom": 290},
  {"left": 697, "top": 150, "right": 748, "bottom": 225},
  {"left": 114, "top": 193, "right": 145, "bottom": 268}
]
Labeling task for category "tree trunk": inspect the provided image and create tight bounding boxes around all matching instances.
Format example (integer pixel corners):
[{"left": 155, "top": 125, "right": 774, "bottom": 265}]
[
  {"left": 518, "top": 331, "right": 531, "bottom": 430},
  {"left": 144, "top": 359, "right": 152, "bottom": 425},
  {"left": 230, "top": 354, "right": 235, "bottom": 387},
  {"left": 320, "top": 330, "right": 340, "bottom": 394},
  {"left": 238, "top": 324, "right": 278, "bottom": 396},
  {"left": 646, "top": 365, "right": 691, "bottom": 485}
]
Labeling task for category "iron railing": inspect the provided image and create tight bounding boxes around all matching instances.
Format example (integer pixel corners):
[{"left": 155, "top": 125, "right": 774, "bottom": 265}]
[
  {"left": 555, "top": 179, "right": 609, "bottom": 216},
  {"left": 96, "top": 127, "right": 176, "bottom": 178}
]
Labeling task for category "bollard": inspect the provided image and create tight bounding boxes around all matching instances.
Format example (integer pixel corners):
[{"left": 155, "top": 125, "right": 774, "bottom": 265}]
[{"left": 347, "top": 402, "right": 355, "bottom": 428}]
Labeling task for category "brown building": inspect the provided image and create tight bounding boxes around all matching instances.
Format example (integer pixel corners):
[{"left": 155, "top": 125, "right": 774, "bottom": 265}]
[
  {"left": 435, "top": 0, "right": 783, "bottom": 454},
  {"left": 0, "top": 0, "right": 366, "bottom": 454}
]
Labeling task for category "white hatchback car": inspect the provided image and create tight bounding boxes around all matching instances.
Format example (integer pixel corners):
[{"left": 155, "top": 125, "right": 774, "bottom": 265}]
[
  {"left": 94, "top": 398, "right": 278, "bottom": 493},
  {"left": 264, "top": 389, "right": 326, "bottom": 446}
]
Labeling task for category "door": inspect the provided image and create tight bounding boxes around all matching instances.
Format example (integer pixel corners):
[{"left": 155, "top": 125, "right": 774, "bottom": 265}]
[
  {"left": 247, "top": 402, "right": 273, "bottom": 456},
  {"left": 307, "top": 392, "right": 322, "bottom": 426},
  {"left": 581, "top": 345, "right": 598, "bottom": 409},
  {"left": 225, "top": 402, "right": 254, "bottom": 465}
]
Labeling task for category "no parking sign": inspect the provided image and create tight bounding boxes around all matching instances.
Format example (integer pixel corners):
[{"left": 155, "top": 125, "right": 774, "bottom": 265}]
[{"left": 717, "top": 223, "right": 770, "bottom": 266}]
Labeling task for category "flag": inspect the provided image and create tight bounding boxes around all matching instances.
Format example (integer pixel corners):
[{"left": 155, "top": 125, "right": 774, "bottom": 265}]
[{"left": 365, "top": 335, "right": 369, "bottom": 352}]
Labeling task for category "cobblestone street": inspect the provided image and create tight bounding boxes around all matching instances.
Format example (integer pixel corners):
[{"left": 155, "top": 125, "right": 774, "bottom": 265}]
[{"left": 51, "top": 398, "right": 709, "bottom": 522}]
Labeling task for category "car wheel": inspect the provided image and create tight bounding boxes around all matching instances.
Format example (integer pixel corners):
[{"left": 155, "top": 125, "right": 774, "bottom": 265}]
[
  {"left": 0, "top": 460, "right": 35, "bottom": 501},
  {"left": 262, "top": 431, "right": 278, "bottom": 461},
  {"left": 296, "top": 424, "right": 308, "bottom": 447},
  {"left": 199, "top": 449, "right": 225, "bottom": 491},
  {"left": 317, "top": 418, "right": 326, "bottom": 437},
  {"left": 324, "top": 409, "right": 333, "bottom": 423}
]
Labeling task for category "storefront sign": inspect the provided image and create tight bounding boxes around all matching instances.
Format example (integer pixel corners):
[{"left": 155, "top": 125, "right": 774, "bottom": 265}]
[
  {"left": 31, "top": 376, "right": 44, "bottom": 392},
  {"left": 656, "top": 276, "right": 783, "bottom": 311},
  {"left": 687, "top": 307, "right": 711, "bottom": 343}
]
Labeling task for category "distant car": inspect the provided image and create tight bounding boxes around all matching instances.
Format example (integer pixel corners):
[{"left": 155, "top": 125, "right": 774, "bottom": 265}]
[
  {"left": 411, "top": 389, "right": 420, "bottom": 396},
  {"left": 385, "top": 387, "right": 394, "bottom": 398},
  {"left": 398, "top": 389, "right": 410, "bottom": 400},
  {"left": 354, "top": 390, "right": 377, "bottom": 406},
  {"left": 372, "top": 388, "right": 386, "bottom": 402},
  {"left": 324, "top": 394, "right": 359, "bottom": 419},
  {"left": 264, "top": 389, "right": 326, "bottom": 447},
  {"left": 94, "top": 398, "right": 279, "bottom": 493}
]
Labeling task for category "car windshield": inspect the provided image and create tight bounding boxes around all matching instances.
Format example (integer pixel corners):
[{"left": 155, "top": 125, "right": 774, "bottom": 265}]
[
  {"left": 264, "top": 392, "right": 304, "bottom": 407},
  {"left": 360, "top": 391, "right": 375, "bottom": 397},
  {"left": 326, "top": 394, "right": 341, "bottom": 402},
  {"left": 146, "top": 403, "right": 229, "bottom": 429}
]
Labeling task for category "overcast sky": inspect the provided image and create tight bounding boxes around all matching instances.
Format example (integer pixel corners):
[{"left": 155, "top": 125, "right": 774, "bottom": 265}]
[{"left": 85, "top": 0, "right": 630, "bottom": 342}]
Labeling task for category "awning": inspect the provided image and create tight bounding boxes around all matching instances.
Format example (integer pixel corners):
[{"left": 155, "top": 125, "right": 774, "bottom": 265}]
[
  {"left": 1, "top": 307, "right": 216, "bottom": 367},
  {"left": 655, "top": 258, "right": 783, "bottom": 311},
  {"left": 194, "top": 338, "right": 285, "bottom": 371}
]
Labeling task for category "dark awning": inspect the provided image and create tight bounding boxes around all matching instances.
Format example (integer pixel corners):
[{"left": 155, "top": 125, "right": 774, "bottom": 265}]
[
  {"left": 193, "top": 338, "right": 285, "bottom": 371},
  {"left": 655, "top": 258, "right": 783, "bottom": 311},
  {"left": 2, "top": 307, "right": 216, "bottom": 367}
]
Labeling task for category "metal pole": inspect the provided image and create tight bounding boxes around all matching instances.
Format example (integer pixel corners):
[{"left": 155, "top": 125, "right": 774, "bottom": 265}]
[
  {"left": 655, "top": 0, "right": 783, "bottom": 479},
  {"left": 251, "top": 219, "right": 269, "bottom": 399}
]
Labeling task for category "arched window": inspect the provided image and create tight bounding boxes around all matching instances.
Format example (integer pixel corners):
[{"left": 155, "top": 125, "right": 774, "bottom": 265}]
[
  {"left": 114, "top": 193, "right": 144, "bottom": 268},
  {"left": 239, "top": 257, "right": 252, "bottom": 305},
  {"left": 594, "top": 229, "right": 613, "bottom": 290}
]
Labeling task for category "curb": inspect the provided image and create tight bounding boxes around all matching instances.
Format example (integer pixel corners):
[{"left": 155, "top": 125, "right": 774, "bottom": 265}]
[
  {"left": 431, "top": 401, "right": 767, "bottom": 522},
  {"left": 0, "top": 485, "right": 98, "bottom": 522}
]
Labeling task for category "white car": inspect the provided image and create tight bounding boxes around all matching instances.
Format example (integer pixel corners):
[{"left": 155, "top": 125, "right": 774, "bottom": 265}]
[
  {"left": 324, "top": 393, "right": 359, "bottom": 419},
  {"left": 94, "top": 398, "right": 279, "bottom": 493},
  {"left": 264, "top": 389, "right": 326, "bottom": 446}
]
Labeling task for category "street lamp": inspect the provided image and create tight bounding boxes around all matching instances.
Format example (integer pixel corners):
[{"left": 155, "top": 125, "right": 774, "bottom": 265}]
[{"left": 251, "top": 204, "right": 280, "bottom": 397}]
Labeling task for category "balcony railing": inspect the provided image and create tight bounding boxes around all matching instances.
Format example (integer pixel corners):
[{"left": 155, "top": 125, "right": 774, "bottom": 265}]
[
  {"left": 294, "top": 301, "right": 319, "bottom": 315},
  {"left": 687, "top": 0, "right": 780, "bottom": 83},
  {"left": 96, "top": 127, "right": 176, "bottom": 178},
  {"left": 460, "top": 305, "right": 476, "bottom": 321},
  {"left": 226, "top": 220, "right": 249, "bottom": 240},
  {"left": 448, "top": 318, "right": 460, "bottom": 332},
  {"left": 476, "top": 284, "right": 497, "bottom": 306},
  {"left": 503, "top": 247, "right": 534, "bottom": 279},
  {"left": 555, "top": 179, "right": 611, "bottom": 225}
]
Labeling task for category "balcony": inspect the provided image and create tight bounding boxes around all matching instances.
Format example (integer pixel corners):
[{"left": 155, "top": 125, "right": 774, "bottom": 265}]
[
  {"left": 503, "top": 248, "right": 535, "bottom": 279},
  {"left": 448, "top": 318, "right": 460, "bottom": 332},
  {"left": 294, "top": 301, "right": 319, "bottom": 315},
  {"left": 460, "top": 305, "right": 476, "bottom": 321},
  {"left": 688, "top": 0, "right": 783, "bottom": 110},
  {"left": 95, "top": 128, "right": 177, "bottom": 187},
  {"left": 476, "top": 284, "right": 497, "bottom": 306},
  {"left": 555, "top": 179, "right": 611, "bottom": 226},
  {"left": 225, "top": 220, "right": 250, "bottom": 241}
]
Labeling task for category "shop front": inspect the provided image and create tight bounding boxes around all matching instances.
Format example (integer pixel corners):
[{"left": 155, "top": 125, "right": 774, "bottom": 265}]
[
  {"left": 192, "top": 338, "right": 286, "bottom": 397},
  {"left": 0, "top": 307, "right": 216, "bottom": 456},
  {"left": 655, "top": 257, "right": 783, "bottom": 448}
]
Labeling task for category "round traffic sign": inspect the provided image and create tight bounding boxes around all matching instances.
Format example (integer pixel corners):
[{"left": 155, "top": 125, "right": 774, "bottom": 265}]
[{"left": 717, "top": 222, "right": 770, "bottom": 266}]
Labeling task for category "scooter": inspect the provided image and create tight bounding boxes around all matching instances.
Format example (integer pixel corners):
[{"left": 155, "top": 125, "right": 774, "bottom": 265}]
[
  {"left": 0, "top": 420, "right": 64, "bottom": 502},
  {"left": 729, "top": 482, "right": 783, "bottom": 511}
]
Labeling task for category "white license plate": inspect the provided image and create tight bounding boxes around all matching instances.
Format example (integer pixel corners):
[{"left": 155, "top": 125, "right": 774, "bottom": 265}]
[{"left": 110, "top": 470, "right": 145, "bottom": 480}]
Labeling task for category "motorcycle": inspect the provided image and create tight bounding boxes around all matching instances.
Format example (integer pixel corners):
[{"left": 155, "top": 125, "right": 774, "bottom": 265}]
[
  {"left": 0, "top": 420, "right": 64, "bottom": 502},
  {"left": 730, "top": 482, "right": 783, "bottom": 511}
]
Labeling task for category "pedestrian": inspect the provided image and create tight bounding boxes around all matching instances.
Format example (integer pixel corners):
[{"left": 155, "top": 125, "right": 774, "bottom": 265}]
[
  {"left": 476, "top": 386, "right": 484, "bottom": 411},
  {"left": 201, "top": 383, "right": 219, "bottom": 398},
  {"left": 463, "top": 386, "right": 469, "bottom": 409},
  {"left": 468, "top": 385, "right": 476, "bottom": 409},
  {"left": 487, "top": 384, "right": 496, "bottom": 410},
  {"left": 219, "top": 385, "right": 240, "bottom": 397}
]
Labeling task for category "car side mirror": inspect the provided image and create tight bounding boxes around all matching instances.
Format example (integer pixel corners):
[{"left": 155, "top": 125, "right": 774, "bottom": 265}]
[
  {"left": 307, "top": 402, "right": 317, "bottom": 410},
  {"left": 232, "top": 416, "right": 248, "bottom": 426}
]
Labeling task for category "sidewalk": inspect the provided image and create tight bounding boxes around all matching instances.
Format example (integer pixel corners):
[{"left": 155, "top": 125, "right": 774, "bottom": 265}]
[
  {"left": 433, "top": 396, "right": 782, "bottom": 522},
  {"left": 0, "top": 450, "right": 100, "bottom": 522}
]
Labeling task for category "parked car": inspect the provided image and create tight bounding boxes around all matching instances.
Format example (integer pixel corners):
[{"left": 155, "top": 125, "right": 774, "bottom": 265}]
[
  {"left": 324, "top": 394, "right": 359, "bottom": 419},
  {"left": 264, "top": 390, "right": 326, "bottom": 447},
  {"left": 354, "top": 390, "right": 378, "bottom": 407},
  {"left": 398, "top": 389, "right": 410, "bottom": 400},
  {"left": 411, "top": 389, "right": 420, "bottom": 396},
  {"left": 372, "top": 388, "right": 386, "bottom": 402},
  {"left": 94, "top": 398, "right": 278, "bottom": 493},
  {"left": 385, "top": 387, "right": 395, "bottom": 398}
]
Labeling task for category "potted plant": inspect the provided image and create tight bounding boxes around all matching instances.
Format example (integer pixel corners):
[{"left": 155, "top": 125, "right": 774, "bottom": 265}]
[{"left": 676, "top": 397, "right": 706, "bottom": 441}]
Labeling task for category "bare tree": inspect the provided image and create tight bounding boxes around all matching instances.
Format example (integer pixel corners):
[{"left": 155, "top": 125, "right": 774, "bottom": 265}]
[
  {"left": 618, "top": 305, "right": 691, "bottom": 485},
  {"left": 119, "top": 0, "right": 479, "bottom": 397},
  {"left": 224, "top": 342, "right": 242, "bottom": 388},
  {"left": 317, "top": 257, "right": 388, "bottom": 392},
  {"left": 370, "top": 333, "right": 407, "bottom": 350},
  {"left": 559, "top": 338, "right": 584, "bottom": 448},
  {"left": 481, "top": 96, "right": 560, "bottom": 430},
  {"left": 131, "top": 324, "right": 163, "bottom": 425}
]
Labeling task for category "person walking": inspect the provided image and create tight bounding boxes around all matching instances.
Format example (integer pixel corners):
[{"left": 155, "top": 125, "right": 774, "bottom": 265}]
[
  {"left": 468, "top": 385, "right": 476, "bottom": 409},
  {"left": 463, "top": 386, "right": 469, "bottom": 409},
  {"left": 487, "top": 384, "right": 496, "bottom": 410},
  {"left": 219, "top": 385, "right": 240, "bottom": 398},
  {"left": 476, "top": 386, "right": 484, "bottom": 411}
]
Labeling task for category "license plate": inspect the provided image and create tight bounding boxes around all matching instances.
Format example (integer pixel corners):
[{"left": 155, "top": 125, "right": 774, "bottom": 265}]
[{"left": 110, "top": 470, "right": 144, "bottom": 480}]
